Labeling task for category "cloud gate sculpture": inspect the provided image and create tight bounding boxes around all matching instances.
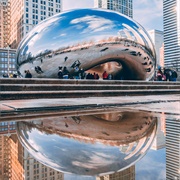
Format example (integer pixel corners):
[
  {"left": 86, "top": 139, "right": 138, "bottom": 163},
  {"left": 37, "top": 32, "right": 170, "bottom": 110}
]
[
  {"left": 16, "top": 110, "right": 157, "bottom": 176},
  {"left": 16, "top": 9, "right": 156, "bottom": 80}
]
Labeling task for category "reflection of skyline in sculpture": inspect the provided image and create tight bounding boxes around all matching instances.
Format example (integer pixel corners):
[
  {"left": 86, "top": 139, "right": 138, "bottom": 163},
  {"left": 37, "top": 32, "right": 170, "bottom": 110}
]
[
  {"left": 151, "top": 112, "right": 166, "bottom": 150},
  {"left": 96, "top": 165, "right": 135, "bottom": 180},
  {"left": 16, "top": 9, "right": 156, "bottom": 80},
  {"left": 16, "top": 110, "right": 157, "bottom": 176}
]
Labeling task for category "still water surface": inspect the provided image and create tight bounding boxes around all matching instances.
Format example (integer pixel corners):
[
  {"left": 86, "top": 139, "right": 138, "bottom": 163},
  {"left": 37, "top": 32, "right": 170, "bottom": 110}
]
[{"left": 0, "top": 109, "right": 179, "bottom": 180}]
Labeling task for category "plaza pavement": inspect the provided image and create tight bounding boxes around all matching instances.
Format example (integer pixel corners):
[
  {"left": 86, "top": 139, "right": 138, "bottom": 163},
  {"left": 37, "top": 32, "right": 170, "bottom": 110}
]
[{"left": 1, "top": 94, "right": 180, "bottom": 122}]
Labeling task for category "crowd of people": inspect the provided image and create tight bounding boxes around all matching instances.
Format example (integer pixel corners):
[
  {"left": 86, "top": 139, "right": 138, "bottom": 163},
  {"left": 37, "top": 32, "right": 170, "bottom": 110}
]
[
  {"left": 155, "top": 68, "right": 178, "bottom": 81},
  {"left": 57, "top": 66, "right": 114, "bottom": 80},
  {"left": 2, "top": 66, "right": 178, "bottom": 81}
]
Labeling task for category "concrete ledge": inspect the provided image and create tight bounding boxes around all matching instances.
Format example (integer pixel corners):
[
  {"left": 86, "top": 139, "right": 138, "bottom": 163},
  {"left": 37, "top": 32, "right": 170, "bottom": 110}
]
[
  {"left": 1, "top": 78, "right": 180, "bottom": 85},
  {"left": 1, "top": 89, "right": 180, "bottom": 100},
  {"left": 1, "top": 84, "right": 180, "bottom": 91}
]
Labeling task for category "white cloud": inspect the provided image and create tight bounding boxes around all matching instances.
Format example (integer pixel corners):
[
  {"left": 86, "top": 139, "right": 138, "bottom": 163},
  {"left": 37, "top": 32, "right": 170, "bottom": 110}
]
[{"left": 70, "top": 15, "right": 115, "bottom": 33}]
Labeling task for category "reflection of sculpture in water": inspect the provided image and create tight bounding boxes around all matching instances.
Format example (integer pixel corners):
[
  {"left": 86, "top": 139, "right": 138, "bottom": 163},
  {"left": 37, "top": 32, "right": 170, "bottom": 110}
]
[
  {"left": 16, "top": 9, "right": 156, "bottom": 80},
  {"left": 17, "top": 110, "right": 157, "bottom": 176}
]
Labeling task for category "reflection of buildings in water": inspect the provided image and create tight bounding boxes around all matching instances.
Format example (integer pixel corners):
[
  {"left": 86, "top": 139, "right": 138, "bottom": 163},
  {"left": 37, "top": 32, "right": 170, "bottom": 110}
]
[
  {"left": 166, "top": 118, "right": 180, "bottom": 180},
  {"left": 35, "top": 111, "right": 157, "bottom": 145},
  {"left": 151, "top": 113, "right": 166, "bottom": 150},
  {"left": 0, "top": 135, "right": 24, "bottom": 180},
  {"left": 0, "top": 136, "right": 10, "bottom": 180},
  {"left": 96, "top": 165, "right": 135, "bottom": 180},
  {"left": 0, "top": 134, "right": 64, "bottom": 180},
  {"left": 0, "top": 122, "right": 17, "bottom": 179},
  {"left": 16, "top": 110, "right": 158, "bottom": 176},
  {"left": 0, "top": 121, "right": 16, "bottom": 135}
]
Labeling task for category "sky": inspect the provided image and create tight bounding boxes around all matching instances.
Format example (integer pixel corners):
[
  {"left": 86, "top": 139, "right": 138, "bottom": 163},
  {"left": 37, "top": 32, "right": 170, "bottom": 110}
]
[{"left": 62, "top": 0, "right": 163, "bottom": 31}]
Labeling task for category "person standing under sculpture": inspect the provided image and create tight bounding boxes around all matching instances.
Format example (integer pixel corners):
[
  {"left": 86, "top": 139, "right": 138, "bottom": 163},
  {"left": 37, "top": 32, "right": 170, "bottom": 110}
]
[
  {"left": 58, "top": 66, "right": 63, "bottom": 79},
  {"left": 108, "top": 73, "right": 113, "bottom": 80},
  {"left": 78, "top": 68, "right": 85, "bottom": 79},
  {"left": 73, "top": 65, "right": 80, "bottom": 79},
  {"left": 156, "top": 69, "right": 163, "bottom": 81},
  {"left": 102, "top": 71, "right": 108, "bottom": 80},
  {"left": 171, "top": 71, "right": 178, "bottom": 81},
  {"left": 62, "top": 67, "right": 69, "bottom": 79}
]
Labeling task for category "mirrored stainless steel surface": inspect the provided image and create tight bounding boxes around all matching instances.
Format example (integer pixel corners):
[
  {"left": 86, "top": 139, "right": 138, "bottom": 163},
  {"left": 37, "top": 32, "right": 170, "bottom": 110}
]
[
  {"left": 16, "top": 9, "right": 156, "bottom": 80},
  {"left": 16, "top": 110, "right": 157, "bottom": 176}
]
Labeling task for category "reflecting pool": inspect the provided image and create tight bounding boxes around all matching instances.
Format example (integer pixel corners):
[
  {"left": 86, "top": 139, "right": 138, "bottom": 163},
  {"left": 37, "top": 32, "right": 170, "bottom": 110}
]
[{"left": 0, "top": 109, "right": 179, "bottom": 180}]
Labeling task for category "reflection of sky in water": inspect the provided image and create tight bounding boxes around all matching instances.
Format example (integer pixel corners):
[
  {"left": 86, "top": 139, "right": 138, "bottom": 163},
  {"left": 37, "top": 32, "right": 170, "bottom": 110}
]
[
  {"left": 17, "top": 114, "right": 157, "bottom": 176},
  {"left": 27, "top": 128, "right": 129, "bottom": 173},
  {"left": 19, "top": 9, "right": 149, "bottom": 57},
  {"left": 63, "top": 148, "right": 166, "bottom": 180},
  {"left": 136, "top": 148, "right": 166, "bottom": 180}
]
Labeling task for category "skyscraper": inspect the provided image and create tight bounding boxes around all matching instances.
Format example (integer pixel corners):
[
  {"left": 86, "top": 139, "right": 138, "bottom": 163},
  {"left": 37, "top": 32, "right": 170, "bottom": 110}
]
[
  {"left": 163, "top": 0, "right": 180, "bottom": 71},
  {"left": 94, "top": 0, "right": 133, "bottom": 18},
  {"left": 0, "top": 0, "right": 10, "bottom": 48},
  {"left": 8, "top": 0, "right": 62, "bottom": 49}
]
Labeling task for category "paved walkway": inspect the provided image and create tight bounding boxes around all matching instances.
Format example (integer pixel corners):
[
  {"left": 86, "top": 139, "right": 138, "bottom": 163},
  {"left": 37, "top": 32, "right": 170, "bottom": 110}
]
[{"left": 1, "top": 94, "right": 180, "bottom": 115}]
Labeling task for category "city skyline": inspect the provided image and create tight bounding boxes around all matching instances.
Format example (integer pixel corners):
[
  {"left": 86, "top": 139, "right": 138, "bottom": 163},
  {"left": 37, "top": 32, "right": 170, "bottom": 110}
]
[{"left": 62, "top": 0, "right": 163, "bottom": 31}]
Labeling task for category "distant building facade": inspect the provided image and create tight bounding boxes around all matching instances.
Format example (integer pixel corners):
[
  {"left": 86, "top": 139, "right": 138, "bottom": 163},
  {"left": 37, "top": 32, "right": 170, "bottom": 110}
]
[
  {"left": 1, "top": 0, "right": 62, "bottom": 49},
  {"left": 0, "top": 0, "right": 10, "bottom": 48},
  {"left": 148, "top": 29, "right": 164, "bottom": 68},
  {"left": 163, "top": 0, "right": 180, "bottom": 71},
  {"left": 0, "top": 0, "right": 62, "bottom": 74},
  {"left": 0, "top": 48, "right": 16, "bottom": 77},
  {"left": 94, "top": 0, "right": 133, "bottom": 18}
]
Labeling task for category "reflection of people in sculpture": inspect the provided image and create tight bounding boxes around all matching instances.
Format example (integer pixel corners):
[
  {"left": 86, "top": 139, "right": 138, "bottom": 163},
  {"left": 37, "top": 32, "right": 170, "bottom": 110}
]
[
  {"left": 25, "top": 110, "right": 157, "bottom": 145},
  {"left": 25, "top": 70, "right": 32, "bottom": 78},
  {"left": 35, "top": 66, "right": 43, "bottom": 74},
  {"left": 64, "top": 56, "right": 68, "bottom": 62}
]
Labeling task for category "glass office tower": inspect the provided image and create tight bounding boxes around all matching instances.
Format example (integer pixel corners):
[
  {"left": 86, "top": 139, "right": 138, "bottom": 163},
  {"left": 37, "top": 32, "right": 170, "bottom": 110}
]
[
  {"left": 94, "top": 0, "right": 133, "bottom": 18},
  {"left": 163, "top": 0, "right": 180, "bottom": 70}
]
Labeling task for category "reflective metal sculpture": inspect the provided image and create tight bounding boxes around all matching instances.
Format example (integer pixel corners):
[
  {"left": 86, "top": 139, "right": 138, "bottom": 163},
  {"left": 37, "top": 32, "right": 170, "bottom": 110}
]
[
  {"left": 16, "top": 9, "right": 156, "bottom": 80},
  {"left": 16, "top": 110, "right": 157, "bottom": 176}
]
